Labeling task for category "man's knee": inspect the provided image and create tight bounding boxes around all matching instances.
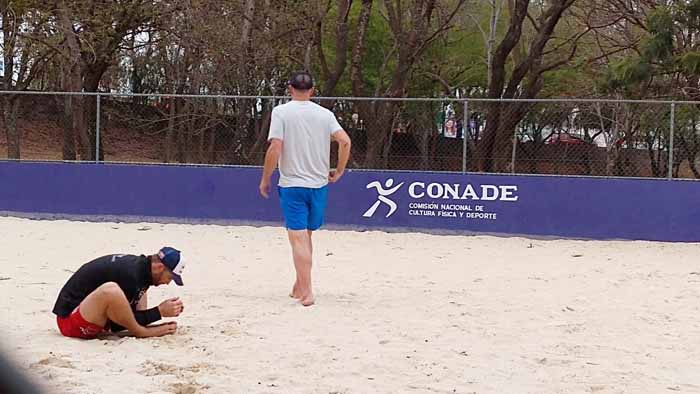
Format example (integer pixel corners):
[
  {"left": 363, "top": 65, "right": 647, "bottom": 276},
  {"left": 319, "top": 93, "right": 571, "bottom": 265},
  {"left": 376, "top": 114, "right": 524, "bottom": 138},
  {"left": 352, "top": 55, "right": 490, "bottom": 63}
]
[
  {"left": 288, "top": 230, "right": 309, "bottom": 243},
  {"left": 95, "top": 282, "right": 125, "bottom": 299},
  {"left": 78, "top": 282, "right": 126, "bottom": 327}
]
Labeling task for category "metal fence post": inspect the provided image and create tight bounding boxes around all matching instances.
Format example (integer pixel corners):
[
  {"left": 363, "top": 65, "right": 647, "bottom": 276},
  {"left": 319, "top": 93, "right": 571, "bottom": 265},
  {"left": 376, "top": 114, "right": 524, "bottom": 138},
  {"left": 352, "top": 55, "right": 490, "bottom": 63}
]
[
  {"left": 668, "top": 102, "right": 675, "bottom": 179},
  {"left": 462, "top": 100, "right": 469, "bottom": 174},
  {"left": 95, "top": 94, "right": 101, "bottom": 163}
]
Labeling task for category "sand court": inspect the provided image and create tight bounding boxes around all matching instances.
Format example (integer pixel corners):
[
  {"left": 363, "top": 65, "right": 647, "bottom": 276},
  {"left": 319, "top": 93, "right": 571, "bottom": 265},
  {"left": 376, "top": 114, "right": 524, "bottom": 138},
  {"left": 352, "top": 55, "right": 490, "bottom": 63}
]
[{"left": 1, "top": 216, "right": 699, "bottom": 393}]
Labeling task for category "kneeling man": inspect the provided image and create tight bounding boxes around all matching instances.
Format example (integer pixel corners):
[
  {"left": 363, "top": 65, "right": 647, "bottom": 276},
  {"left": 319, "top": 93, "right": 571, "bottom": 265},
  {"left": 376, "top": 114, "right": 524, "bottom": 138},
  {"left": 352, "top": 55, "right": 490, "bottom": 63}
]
[{"left": 52, "top": 247, "right": 186, "bottom": 339}]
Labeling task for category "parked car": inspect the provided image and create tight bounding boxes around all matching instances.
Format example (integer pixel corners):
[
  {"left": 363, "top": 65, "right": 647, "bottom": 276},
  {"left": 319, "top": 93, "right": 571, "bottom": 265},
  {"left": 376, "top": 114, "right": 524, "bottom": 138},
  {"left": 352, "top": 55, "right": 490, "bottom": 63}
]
[{"left": 546, "top": 133, "right": 588, "bottom": 145}]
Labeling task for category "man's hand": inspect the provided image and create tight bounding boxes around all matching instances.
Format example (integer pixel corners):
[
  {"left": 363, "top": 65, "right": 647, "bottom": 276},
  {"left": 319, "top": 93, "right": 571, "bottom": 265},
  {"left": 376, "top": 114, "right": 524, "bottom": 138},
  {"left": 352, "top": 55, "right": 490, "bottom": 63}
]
[
  {"left": 158, "top": 297, "right": 184, "bottom": 318},
  {"left": 328, "top": 169, "right": 344, "bottom": 183},
  {"left": 259, "top": 178, "right": 271, "bottom": 198}
]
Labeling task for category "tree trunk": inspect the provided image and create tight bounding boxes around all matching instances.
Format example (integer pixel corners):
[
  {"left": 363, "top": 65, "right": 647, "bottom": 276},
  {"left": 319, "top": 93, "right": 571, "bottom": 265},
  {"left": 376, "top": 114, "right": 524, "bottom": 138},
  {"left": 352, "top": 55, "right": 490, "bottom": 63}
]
[
  {"left": 688, "top": 152, "right": 700, "bottom": 178},
  {"left": 477, "top": 0, "right": 575, "bottom": 172},
  {"left": 418, "top": 111, "right": 433, "bottom": 170},
  {"left": 688, "top": 144, "right": 700, "bottom": 179},
  {"left": 486, "top": 0, "right": 504, "bottom": 84},
  {"left": 165, "top": 96, "right": 177, "bottom": 162},
  {"left": 494, "top": 102, "right": 530, "bottom": 172},
  {"left": 81, "top": 96, "right": 101, "bottom": 161},
  {"left": 529, "top": 142, "right": 540, "bottom": 174},
  {"left": 646, "top": 133, "right": 662, "bottom": 177},
  {"left": 1, "top": 5, "right": 19, "bottom": 159},
  {"left": 2, "top": 96, "right": 21, "bottom": 159},
  {"left": 382, "top": 114, "right": 398, "bottom": 169},
  {"left": 57, "top": 4, "right": 90, "bottom": 161},
  {"left": 234, "top": 98, "right": 250, "bottom": 163},
  {"left": 605, "top": 144, "right": 619, "bottom": 176},
  {"left": 62, "top": 95, "right": 77, "bottom": 160},
  {"left": 240, "top": 0, "right": 255, "bottom": 50},
  {"left": 316, "top": 0, "right": 352, "bottom": 101},
  {"left": 207, "top": 129, "right": 216, "bottom": 164},
  {"left": 81, "top": 65, "right": 108, "bottom": 161},
  {"left": 363, "top": 102, "right": 399, "bottom": 168},
  {"left": 246, "top": 103, "right": 272, "bottom": 165},
  {"left": 364, "top": 129, "right": 387, "bottom": 169},
  {"left": 686, "top": 115, "right": 700, "bottom": 179},
  {"left": 73, "top": 95, "right": 91, "bottom": 160},
  {"left": 177, "top": 99, "right": 188, "bottom": 163},
  {"left": 478, "top": 102, "right": 501, "bottom": 171},
  {"left": 177, "top": 116, "right": 187, "bottom": 164}
]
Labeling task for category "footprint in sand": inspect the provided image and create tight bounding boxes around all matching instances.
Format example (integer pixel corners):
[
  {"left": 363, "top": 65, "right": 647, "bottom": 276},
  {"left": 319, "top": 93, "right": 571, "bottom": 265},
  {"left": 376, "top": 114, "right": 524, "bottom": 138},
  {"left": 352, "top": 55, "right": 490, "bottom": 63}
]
[
  {"left": 140, "top": 360, "right": 219, "bottom": 378},
  {"left": 30, "top": 354, "right": 76, "bottom": 370},
  {"left": 139, "top": 360, "right": 180, "bottom": 377},
  {"left": 29, "top": 354, "right": 78, "bottom": 382},
  {"left": 169, "top": 382, "right": 208, "bottom": 394},
  {"left": 139, "top": 363, "right": 210, "bottom": 394},
  {"left": 217, "top": 319, "right": 241, "bottom": 336}
]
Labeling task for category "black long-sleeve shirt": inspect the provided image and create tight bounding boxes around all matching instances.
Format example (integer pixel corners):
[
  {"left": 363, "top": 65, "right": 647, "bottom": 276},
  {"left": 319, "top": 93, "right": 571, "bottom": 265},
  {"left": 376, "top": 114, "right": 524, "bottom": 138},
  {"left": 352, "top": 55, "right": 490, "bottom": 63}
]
[{"left": 53, "top": 254, "right": 161, "bottom": 330}]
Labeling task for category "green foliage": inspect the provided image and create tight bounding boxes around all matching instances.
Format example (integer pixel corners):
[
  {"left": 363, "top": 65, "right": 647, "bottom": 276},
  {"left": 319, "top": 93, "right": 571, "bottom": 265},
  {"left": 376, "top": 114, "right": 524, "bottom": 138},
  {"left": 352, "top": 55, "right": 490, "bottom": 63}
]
[
  {"left": 11, "top": 0, "right": 700, "bottom": 100},
  {"left": 599, "top": 6, "right": 678, "bottom": 96},
  {"left": 602, "top": 58, "right": 652, "bottom": 92},
  {"left": 677, "top": 0, "right": 700, "bottom": 28},
  {"left": 540, "top": 67, "right": 588, "bottom": 97},
  {"left": 680, "top": 52, "right": 700, "bottom": 75},
  {"left": 643, "top": 8, "right": 674, "bottom": 62}
]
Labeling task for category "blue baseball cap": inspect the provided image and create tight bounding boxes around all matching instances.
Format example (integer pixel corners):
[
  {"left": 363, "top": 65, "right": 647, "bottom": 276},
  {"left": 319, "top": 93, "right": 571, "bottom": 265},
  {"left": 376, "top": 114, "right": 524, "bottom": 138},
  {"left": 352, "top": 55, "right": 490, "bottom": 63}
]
[{"left": 158, "top": 247, "right": 185, "bottom": 286}]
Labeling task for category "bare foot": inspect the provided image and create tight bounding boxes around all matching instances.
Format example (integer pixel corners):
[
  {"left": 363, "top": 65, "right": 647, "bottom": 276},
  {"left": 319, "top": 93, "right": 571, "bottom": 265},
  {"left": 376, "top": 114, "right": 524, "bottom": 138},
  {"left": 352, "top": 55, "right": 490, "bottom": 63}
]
[
  {"left": 140, "top": 322, "right": 177, "bottom": 338},
  {"left": 289, "top": 283, "right": 302, "bottom": 299},
  {"left": 299, "top": 294, "right": 315, "bottom": 307}
]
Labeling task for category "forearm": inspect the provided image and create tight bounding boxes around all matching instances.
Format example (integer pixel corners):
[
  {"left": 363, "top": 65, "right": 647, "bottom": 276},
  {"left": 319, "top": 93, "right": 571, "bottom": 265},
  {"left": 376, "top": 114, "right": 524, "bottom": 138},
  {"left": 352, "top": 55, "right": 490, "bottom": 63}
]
[
  {"left": 335, "top": 141, "right": 351, "bottom": 173},
  {"left": 261, "top": 145, "right": 281, "bottom": 181},
  {"left": 134, "top": 307, "right": 161, "bottom": 325},
  {"left": 109, "top": 307, "right": 161, "bottom": 332}
]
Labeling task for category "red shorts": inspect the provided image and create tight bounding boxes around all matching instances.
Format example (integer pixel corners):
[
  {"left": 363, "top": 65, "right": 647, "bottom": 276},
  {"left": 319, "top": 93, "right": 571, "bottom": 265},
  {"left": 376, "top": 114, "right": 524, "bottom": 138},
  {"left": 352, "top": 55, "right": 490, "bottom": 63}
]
[{"left": 56, "top": 307, "right": 104, "bottom": 339}]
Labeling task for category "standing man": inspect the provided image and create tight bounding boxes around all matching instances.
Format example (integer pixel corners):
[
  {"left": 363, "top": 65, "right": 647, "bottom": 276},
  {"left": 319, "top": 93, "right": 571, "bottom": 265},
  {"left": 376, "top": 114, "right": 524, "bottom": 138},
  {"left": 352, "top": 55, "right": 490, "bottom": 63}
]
[
  {"left": 52, "top": 247, "right": 186, "bottom": 339},
  {"left": 259, "top": 71, "right": 352, "bottom": 306}
]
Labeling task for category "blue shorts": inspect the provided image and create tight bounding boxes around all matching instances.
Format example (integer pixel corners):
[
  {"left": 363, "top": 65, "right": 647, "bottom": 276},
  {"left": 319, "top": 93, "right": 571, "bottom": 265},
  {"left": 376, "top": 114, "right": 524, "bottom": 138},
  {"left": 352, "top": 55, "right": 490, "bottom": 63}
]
[{"left": 278, "top": 186, "right": 328, "bottom": 231}]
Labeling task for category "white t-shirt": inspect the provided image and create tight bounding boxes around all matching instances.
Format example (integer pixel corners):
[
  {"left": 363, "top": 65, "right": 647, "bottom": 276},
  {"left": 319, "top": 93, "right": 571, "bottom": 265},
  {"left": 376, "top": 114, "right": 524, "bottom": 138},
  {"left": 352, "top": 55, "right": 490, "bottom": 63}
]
[{"left": 267, "top": 100, "right": 343, "bottom": 188}]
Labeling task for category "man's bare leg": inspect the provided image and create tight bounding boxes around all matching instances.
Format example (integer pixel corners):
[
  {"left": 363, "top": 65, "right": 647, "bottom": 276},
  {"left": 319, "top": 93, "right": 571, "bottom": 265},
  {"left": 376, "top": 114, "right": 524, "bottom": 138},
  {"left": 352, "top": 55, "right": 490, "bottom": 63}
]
[
  {"left": 290, "top": 230, "right": 313, "bottom": 299},
  {"left": 79, "top": 282, "right": 176, "bottom": 337},
  {"left": 290, "top": 273, "right": 301, "bottom": 299},
  {"left": 308, "top": 229, "right": 313, "bottom": 256},
  {"left": 290, "top": 281, "right": 301, "bottom": 299},
  {"left": 287, "top": 230, "right": 314, "bottom": 306}
]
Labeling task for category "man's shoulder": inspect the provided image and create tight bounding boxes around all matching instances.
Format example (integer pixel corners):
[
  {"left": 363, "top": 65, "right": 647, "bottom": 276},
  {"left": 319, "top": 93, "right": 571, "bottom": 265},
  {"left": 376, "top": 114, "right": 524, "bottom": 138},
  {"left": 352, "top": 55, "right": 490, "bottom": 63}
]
[
  {"left": 307, "top": 101, "right": 334, "bottom": 115},
  {"left": 275, "top": 100, "right": 331, "bottom": 112},
  {"left": 85, "top": 254, "right": 142, "bottom": 267},
  {"left": 273, "top": 101, "right": 293, "bottom": 112},
  {"left": 101, "top": 254, "right": 146, "bottom": 281},
  {"left": 314, "top": 103, "right": 335, "bottom": 117},
  {"left": 101, "top": 253, "right": 139, "bottom": 261},
  {"left": 299, "top": 102, "right": 337, "bottom": 123},
  {"left": 69, "top": 254, "right": 135, "bottom": 280}
]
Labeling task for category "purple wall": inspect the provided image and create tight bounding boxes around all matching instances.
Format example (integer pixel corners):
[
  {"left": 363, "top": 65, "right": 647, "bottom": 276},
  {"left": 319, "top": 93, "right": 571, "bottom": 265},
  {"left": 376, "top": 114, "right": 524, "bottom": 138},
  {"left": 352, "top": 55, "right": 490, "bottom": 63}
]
[{"left": 1, "top": 161, "right": 699, "bottom": 242}]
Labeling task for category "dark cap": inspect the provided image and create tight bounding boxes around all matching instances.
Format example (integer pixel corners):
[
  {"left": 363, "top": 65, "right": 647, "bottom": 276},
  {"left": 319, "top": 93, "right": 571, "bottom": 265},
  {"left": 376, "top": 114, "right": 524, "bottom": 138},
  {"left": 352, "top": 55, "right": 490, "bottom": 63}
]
[{"left": 287, "top": 71, "right": 314, "bottom": 90}]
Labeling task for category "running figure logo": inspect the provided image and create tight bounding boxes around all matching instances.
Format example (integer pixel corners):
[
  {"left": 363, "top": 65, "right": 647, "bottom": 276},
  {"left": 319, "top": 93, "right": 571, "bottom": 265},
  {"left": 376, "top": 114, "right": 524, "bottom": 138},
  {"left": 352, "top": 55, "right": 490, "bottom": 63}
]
[{"left": 363, "top": 179, "right": 405, "bottom": 218}]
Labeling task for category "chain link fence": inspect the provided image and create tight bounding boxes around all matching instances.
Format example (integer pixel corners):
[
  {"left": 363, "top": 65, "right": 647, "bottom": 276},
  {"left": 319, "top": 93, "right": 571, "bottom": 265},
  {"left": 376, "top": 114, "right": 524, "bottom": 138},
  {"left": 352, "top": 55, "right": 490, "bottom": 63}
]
[{"left": 1, "top": 91, "right": 699, "bottom": 179}]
